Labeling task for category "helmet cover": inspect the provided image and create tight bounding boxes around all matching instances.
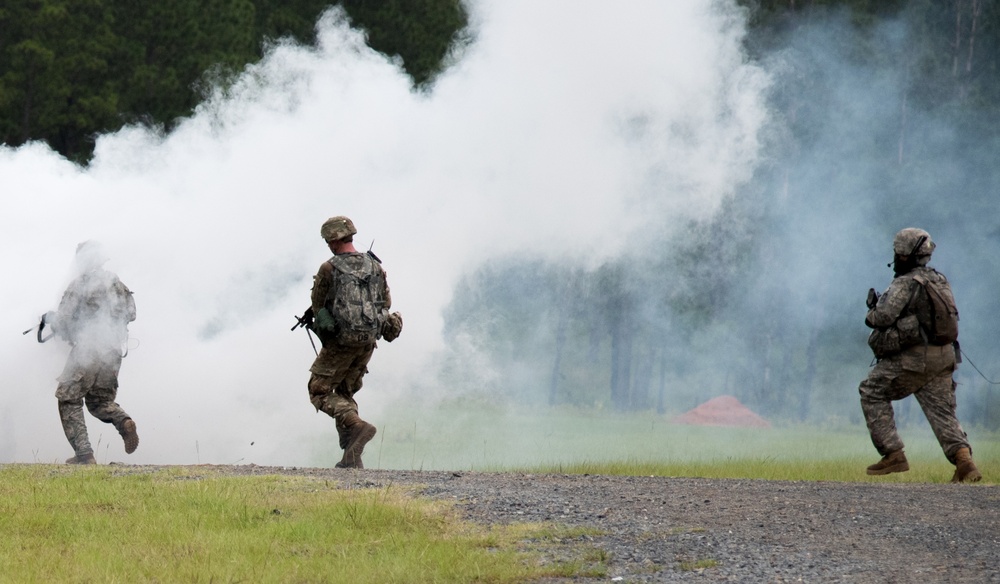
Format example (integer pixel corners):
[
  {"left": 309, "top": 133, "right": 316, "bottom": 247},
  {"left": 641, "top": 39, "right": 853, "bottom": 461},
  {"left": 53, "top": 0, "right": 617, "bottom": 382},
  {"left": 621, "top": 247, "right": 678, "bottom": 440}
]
[
  {"left": 320, "top": 216, "right": 357, "bottom": 242},
  {"left": 893, "top": 227, "right": 935, "bottom": 257}
]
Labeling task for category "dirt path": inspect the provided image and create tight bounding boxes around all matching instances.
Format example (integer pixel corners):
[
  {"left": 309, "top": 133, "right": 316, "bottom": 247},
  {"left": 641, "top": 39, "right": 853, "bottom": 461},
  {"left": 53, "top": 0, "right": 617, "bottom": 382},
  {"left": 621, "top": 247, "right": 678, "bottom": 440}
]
[{"left": 142, "top": 465, "right": 1000, "bottom": 582}]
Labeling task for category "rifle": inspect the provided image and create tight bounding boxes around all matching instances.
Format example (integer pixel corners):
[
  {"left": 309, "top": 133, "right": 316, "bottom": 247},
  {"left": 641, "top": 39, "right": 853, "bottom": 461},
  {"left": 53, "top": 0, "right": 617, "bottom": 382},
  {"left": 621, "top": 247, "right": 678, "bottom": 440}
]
[
  {"left": 22, "top": 313, "right": 54, "bottom": 343},
  {"left": 866, "top": 288, "right": 880, "bottom": 309},
  {"left": 291, "top": 307, "right": 318, "bottom": 356}
]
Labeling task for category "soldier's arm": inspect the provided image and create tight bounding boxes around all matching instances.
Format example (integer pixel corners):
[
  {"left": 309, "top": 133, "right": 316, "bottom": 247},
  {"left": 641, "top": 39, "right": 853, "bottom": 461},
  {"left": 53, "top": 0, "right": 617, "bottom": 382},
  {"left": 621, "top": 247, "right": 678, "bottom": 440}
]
[
  {"left": 382, "top": 267, "right": 392, "bottom": 311},
  {"left": 311, "top": 262, "right": 334, "bottom": 314},
  {"left": 865, "top": 278, "right": 916, "bottom": 329},
  {"left": 54, "top": 280, "right": 80, "bottom": 325}
]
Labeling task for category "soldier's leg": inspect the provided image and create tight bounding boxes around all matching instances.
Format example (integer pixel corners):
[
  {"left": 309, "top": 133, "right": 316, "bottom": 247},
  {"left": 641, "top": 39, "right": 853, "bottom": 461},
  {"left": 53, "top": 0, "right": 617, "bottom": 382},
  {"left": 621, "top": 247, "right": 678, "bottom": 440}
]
[
  {"left": 85, "top": 363, "right": 138, "bottom": 454},
  {"left": 58, "top": 398, "right": 93, "bottom": 459},
  {"left": 85, "top": 386, "right": 131, "bottom": 430},
  {"left": 330, "top": 386, "right": 359, "bottom": 452},
  {"left": 56, "top": 368, "right": 95, "bottom": 462},
  {"left": 913, "top": 377, "right": 970, "bottom": 463},
  {"left": 334, "top": 350, "right": 377, "bottom": 469},
  {"left": 308, "top": 347, "right": 376, "bottom": 468},
  {"left": 309, "top": 373, "right": 354, "bottom": 450},
  {"left": 858, "top": 361, "right": 911, "bottom": 456}
]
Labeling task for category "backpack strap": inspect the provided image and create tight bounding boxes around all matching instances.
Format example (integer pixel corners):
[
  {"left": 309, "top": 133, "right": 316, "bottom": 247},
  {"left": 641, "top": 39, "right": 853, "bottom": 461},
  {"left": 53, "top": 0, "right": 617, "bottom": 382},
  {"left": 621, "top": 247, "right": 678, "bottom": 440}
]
[{"left": 907, "top": 273, "right": 932, "bottom": 343}]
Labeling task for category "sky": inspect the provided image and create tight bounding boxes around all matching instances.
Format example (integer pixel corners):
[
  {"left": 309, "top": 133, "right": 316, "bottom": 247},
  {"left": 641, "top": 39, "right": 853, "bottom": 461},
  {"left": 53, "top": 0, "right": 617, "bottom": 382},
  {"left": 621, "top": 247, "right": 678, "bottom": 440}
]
[{"left": 0, "top": 0, "right": 772, "bottom": 466}]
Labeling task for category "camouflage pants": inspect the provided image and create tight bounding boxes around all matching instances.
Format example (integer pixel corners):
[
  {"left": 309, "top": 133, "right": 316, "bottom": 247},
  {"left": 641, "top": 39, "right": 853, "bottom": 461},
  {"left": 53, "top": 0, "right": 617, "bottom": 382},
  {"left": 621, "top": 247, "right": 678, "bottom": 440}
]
[
  {"left": 55, "top": 348, "right": 130, "bottom": 457},
  {"left": 308, "top": 344, "right": 375, "bottom": 447},
  {"left": 858, "top": 344, "right": 970, "bottom": 463}
]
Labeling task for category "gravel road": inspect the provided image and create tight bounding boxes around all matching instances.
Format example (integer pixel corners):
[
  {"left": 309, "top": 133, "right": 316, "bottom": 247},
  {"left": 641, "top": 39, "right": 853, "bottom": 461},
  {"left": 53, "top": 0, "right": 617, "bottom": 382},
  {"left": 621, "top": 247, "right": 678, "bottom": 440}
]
[{"left": 154, "top": 465, "right": 1000, "bottom": 583}]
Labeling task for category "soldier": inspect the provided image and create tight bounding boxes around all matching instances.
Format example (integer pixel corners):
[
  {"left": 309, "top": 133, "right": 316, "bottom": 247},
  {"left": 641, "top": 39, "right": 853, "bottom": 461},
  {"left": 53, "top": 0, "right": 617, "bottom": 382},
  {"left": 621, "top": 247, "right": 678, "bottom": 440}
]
[
  {"left": 859, "top": 228, "right": 980, "bottom": 482},
  {"left": 47, "top": 241, "right": 139, "bottom": 464},
  {"left": 305, "top": 216, "right": 402, "bottom": 468}
]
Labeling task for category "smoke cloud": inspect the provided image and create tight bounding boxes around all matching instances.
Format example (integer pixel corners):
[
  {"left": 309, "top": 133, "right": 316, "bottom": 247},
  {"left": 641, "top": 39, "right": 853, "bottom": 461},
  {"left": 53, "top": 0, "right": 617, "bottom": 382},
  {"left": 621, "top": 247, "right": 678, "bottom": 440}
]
[
  {"left": 0, "top": 0, "right": 768, "bottom": 466},
  {"left": 10, "top": 2, "right": 988, "bottom": 469}
]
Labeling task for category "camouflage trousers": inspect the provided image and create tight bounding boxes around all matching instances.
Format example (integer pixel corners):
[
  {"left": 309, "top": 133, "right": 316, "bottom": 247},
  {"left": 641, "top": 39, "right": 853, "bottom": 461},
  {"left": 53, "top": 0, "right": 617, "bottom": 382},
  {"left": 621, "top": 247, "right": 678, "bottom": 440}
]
[
  {"left": 55, "top": 348, "right": 131, "bottom": 457},
  {"left": 308, "top": 344, "right": 375, "bottom": 447},
  {"left": 858, "top": 343, "right": 970, "bottom": 464}
]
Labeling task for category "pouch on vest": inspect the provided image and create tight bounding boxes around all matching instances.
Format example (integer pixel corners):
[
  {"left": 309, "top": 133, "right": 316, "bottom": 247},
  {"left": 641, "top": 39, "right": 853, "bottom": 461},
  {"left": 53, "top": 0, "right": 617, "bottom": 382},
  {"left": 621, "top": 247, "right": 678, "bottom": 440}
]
[{"left": 868, "top": 328, "right": 900, "bottom": 359}]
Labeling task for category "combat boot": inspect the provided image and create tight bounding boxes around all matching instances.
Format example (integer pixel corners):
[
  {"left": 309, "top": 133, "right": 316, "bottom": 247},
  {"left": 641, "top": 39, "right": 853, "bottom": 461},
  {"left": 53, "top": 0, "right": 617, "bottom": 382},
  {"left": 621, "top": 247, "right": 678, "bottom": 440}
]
[
  {"left": 866, "top": 450, "right": 909, "bottom": 475},
  {"left": 951, "top": 447, "right": 982, "bottom": 483},
  {"left": 119, "top": 418, "right": 139, "bottom": 454},
  {"left": 336, "top": 415, "right": 376, "bottom": 469},
  {"left": 66, "top": 453, "right": 96, "bottom": 464}
]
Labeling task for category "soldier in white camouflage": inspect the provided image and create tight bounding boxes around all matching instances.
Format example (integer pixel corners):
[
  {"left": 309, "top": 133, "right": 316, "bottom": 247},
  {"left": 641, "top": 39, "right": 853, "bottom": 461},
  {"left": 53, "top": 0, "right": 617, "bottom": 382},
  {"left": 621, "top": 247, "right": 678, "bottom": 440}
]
[
  {"left": 306, "top": 216, "right": 402, "bottom": 469},
  {"left": 859, "top": 228, "right": 980, "bottom": 482},
  {"left": 47, "top": 241, "right": 140, "bottom": 464}
]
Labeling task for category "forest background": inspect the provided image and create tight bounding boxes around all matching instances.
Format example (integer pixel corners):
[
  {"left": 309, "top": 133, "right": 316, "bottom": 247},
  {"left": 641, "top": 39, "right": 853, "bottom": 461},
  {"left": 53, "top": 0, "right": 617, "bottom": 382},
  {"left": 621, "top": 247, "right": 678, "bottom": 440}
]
[{"left": 3, "top": 0, "right": 1000, "bottom": 432}]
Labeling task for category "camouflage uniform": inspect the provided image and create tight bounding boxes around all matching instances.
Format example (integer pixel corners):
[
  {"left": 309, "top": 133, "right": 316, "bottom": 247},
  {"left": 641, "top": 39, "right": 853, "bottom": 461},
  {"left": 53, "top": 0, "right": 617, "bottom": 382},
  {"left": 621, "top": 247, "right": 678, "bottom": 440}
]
[
  {"left": 859, "top": 241, "right": 970, "bottom": 465},
  {"left": 308, "top": 251, "right": 392, "bottom": 446},
  {"left": 52, "top": 247, "right": 137, "bottom": 460}
]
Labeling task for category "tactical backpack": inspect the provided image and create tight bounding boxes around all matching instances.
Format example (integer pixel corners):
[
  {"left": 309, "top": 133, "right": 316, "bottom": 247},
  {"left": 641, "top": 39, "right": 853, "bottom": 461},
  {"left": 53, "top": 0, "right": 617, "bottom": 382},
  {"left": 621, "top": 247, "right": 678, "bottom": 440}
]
[
  {"left": 313, "top": 253, "right": 386, "bottom": 346},
  {"left": 911, "top": 271, "right": 959, "bottom": 345}
]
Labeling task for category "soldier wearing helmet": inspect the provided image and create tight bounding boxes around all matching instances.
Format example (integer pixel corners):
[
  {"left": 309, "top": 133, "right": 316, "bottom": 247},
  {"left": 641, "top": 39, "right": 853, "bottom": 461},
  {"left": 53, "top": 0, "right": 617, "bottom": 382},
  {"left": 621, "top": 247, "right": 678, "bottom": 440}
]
[
  {"left": 320, "top": 215, "right": 357, "bottom": 242},
  {"left": 858, "top": 228, "right": 980, "bottom": 482},
  {"left": 304, "top": 216, "right": 402, "bottom": 469},
  {"left": 45, "top": 241, "right": 140, "bottom": 464}
]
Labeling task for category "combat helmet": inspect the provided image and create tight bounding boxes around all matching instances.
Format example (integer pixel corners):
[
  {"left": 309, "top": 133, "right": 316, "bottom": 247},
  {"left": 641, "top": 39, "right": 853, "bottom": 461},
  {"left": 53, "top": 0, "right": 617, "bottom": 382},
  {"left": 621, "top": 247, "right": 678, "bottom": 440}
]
[
  {"left": 893, "top": 227, "right": 935, "bottom": 258},
  {"left": 73, "top": 240, "right": 109, "bottom": 273},
  {"left": 321, "top": 216, "right": 357, "bottom": 242}
]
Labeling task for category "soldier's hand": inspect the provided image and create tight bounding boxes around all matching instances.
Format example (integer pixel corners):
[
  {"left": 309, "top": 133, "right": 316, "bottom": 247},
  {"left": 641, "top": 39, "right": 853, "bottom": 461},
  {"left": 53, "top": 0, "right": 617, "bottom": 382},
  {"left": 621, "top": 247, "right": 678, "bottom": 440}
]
[{"left": 291, "top": 307, "right": 314, "bottom": 331}]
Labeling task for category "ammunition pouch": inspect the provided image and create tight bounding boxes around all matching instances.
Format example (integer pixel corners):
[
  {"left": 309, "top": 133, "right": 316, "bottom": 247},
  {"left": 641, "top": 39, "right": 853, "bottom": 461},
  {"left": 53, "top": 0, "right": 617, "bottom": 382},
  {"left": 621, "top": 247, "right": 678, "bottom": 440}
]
[
  {"left": 868, "top": 315, "right": 922, "bottom": 359},
  {"left": 312, "top": 306, "right": 337, "bottom": 344},
  {"left": 896, "top": 314, "right": 923, "bottom": 349},
  {"left": 381, "top": 311, "right": 403, "bottom": 342},
  {"left": 868, "top": 328, "right": 899, "bottom": 359}
]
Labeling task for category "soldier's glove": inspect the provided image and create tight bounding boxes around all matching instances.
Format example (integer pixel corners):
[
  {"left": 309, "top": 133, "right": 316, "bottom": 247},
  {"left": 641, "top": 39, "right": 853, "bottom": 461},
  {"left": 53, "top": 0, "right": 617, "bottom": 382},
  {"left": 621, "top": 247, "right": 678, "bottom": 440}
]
[
  {"left": 381, "top": 311, "right": 403, "bottom": 342},
  {"left": 866, "top": 288, "right": 879, "bottom": 310}
]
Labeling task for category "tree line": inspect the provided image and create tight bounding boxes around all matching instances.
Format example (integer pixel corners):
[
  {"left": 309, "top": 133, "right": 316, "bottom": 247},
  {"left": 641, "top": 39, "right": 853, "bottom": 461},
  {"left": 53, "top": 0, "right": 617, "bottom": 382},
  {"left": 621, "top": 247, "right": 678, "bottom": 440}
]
[{"left": 0, "top": 0, "right": 467, "bottom": 163}]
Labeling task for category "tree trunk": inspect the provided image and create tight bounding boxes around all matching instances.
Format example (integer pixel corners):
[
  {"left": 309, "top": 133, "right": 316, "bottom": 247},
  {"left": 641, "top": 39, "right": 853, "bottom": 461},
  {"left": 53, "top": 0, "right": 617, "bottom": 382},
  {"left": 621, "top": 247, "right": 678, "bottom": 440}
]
[
  {"left": 609, "top": 319, "right": 634, "bottom": 411},
  {"left": 548, "top": 311, "right": 567, "bottom": 406},
  {"left": 898, "top": 93, "right": 907, "bottom": 165},
  {"left": 967, "top": 0, "right": 981, "bottom": 74},
  {"left": 631, "top": 343, "right": 653, "bottom": 411},
  {"left": 953, "top": 0, "right": 964, "bottom": 78},
  {"left": 656, "top": 347, "right": 668, "bottom": 414}
]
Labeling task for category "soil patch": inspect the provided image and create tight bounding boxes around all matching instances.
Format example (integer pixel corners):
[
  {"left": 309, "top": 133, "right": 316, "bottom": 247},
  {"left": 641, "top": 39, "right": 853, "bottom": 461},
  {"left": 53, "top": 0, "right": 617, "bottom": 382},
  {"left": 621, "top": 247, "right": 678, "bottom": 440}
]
[{"left": 672, "top": 395, "right": 771, "bottom": 428}]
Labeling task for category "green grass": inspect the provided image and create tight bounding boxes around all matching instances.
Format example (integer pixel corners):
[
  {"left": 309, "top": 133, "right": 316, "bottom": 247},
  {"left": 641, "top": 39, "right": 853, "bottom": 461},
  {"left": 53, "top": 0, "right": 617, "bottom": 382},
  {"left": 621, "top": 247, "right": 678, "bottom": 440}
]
[
  {"left": 344, "top": 402, "right": 999, "bottom": 484},
  {"left": 0, "top": 465, "right": 603, "bottom": 583}
]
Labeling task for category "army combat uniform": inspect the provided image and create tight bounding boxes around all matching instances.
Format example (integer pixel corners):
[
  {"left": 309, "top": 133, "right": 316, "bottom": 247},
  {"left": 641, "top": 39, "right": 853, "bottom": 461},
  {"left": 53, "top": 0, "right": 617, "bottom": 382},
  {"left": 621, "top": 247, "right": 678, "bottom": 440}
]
[
  {"left": 52, "top": 243, "right": 139, "bottom": 463},
  {"left": 307, "top": 253, "right": 391, "bottom": 442},
  {"left": 859, "top": 228, "right": 979, "bottom": 482},
  {"left": 306, "top": 216, "right": 401, "bottom": 469}
]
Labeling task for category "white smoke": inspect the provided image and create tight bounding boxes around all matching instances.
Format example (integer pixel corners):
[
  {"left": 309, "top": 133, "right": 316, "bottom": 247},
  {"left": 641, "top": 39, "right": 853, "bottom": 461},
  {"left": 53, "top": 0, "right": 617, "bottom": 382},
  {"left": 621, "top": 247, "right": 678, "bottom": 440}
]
[{"left": 0, "top": 0, "right": 769, "bottom": 465}]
